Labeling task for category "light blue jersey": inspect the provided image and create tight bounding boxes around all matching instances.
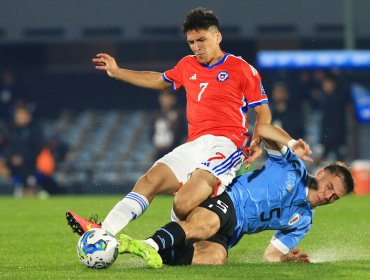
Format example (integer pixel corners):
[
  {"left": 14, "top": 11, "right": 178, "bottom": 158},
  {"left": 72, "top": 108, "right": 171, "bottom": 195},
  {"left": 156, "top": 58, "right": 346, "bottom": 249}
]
[{"left": 226, "top": 146, "right": 313, "bottom": 253}]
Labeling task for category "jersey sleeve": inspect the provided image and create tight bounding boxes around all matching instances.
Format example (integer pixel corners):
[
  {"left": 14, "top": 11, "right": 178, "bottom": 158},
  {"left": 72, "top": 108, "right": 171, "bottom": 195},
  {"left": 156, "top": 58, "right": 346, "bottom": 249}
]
[
  {"left": 265, "top": 146, "right": 296, "bottom": 163},
  {"left": 162, "top": 57, "right": 186, "bottom": 91},
  {"left": 265, "top": 146, "right": 307, "bottom": 178},
  {"left": 241, "top": 63, "right": 268, "bottom": 108},
  {"left": 270, "top": 213, "right": 312, "bottom": 254}
]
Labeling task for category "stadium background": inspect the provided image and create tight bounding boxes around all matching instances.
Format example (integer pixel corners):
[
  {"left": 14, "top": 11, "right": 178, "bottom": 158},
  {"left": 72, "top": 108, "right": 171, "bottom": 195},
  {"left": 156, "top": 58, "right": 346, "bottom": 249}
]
[{"left": 0, "top": 0, "right": 369, "bottom": 196}]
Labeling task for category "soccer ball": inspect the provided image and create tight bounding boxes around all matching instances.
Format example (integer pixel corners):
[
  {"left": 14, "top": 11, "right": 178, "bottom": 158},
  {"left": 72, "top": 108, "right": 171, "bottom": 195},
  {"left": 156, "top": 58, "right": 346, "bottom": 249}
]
[{"left": 77, "top": 228, "right": 119, "bottom": 269}]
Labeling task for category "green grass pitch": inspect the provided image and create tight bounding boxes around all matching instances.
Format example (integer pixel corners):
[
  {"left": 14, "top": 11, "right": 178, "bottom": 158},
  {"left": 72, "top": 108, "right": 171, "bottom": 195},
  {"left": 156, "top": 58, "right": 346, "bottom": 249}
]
[{"left": 1, "top": 194, "right": 369, "bottom": 280}]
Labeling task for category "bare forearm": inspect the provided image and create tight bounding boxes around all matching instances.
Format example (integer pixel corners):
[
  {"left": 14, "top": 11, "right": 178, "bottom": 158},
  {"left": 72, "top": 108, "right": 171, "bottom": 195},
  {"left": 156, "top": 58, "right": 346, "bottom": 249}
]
[
  {"left": 252, "top": 104, "right": 272, "bottom": 143},
  {"left": 252, "top": 117, "right": 271, "bottom": 144},
  {"left": 93, "top": 53, "right": 170, "bottom": 90},
  {"left": 259, "top": 124, "right": 313, "bottom": 161},
  {"left": 245, "top": 104, "right": 272, "bottom": 165},
  {"left": 258, "top": 124, "right": 292, "bottom": 147},
  {"left": 111, "top": 69, "right": 170, "bottom": 90}
]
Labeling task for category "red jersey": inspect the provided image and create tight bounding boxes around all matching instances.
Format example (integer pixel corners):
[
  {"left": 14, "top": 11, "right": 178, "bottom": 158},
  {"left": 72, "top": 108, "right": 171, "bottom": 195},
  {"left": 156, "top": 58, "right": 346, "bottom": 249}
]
[{"left": 162, "top": 53, "right": 268, "bottom": 148}]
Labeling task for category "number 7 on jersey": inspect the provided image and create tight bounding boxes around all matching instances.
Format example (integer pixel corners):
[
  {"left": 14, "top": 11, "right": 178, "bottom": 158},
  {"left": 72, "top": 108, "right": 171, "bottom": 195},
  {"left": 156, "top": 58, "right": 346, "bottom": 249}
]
[{"left": 198, "top": 82, "right": 209, "bottom": 101}]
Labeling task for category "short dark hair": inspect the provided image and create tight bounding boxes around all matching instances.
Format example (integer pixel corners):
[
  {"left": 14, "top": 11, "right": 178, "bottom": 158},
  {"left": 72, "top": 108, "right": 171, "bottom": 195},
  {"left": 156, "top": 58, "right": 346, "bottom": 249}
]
[
  {"left": 324, "top": 161, "right": 355, "bottom": 194},
  {"left": 182, "top": 7, "right": 220, "bottom": 34}
]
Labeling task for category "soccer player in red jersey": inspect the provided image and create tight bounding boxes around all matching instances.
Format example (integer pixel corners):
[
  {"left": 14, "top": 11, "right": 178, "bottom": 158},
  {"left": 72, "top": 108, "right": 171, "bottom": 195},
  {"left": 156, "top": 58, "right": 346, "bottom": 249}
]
[{"left": 66, "top": 7, "right": 272, "bottom": 237}]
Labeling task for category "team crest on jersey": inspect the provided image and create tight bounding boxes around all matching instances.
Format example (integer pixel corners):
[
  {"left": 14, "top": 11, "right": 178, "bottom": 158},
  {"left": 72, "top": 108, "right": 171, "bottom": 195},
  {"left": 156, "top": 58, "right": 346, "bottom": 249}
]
[
  {"left": 217, "top": 71, "right": 229, "bottom": 82},
  {"left": 288, "top": 213, "right": 301, "bottom": 225}
]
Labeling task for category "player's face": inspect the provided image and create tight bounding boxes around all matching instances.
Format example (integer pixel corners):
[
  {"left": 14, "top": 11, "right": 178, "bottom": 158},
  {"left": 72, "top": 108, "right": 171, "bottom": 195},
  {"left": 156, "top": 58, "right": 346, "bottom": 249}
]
[
  {"left": 307, "top": 170, "right": 347, "bottom": 208},
  {"left": 186, "top": 27, "right": 223, "bottom": 65}
]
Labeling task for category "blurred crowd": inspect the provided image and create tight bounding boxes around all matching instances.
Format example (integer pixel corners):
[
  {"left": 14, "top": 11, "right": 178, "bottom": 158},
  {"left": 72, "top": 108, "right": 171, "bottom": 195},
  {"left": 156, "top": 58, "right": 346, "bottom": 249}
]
[
  {"left": 151, "top": 88, "right": 187, "bottom": 160},
  {"left": 0, "top": 69, "right": 68, "bottom": 197},
  {"left": 267, "top": 69, "right": 351, "bottom": 167},
  {"left": 0, "top": 68, "right": 354, "bottom": 197}
]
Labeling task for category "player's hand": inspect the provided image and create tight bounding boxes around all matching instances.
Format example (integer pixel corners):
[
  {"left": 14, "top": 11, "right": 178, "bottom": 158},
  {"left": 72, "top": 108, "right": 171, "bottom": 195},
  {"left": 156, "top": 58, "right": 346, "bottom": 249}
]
[
  {"left": 282, "top": 248, "right": 310, "bottom": 263},
  {"left": 92, "top": 53, "right": 119, "bottom": 78},
  {"left": 291, "top": 139, "right": 313, "bottom": 162},
  {"left": 244, "top": 140, "right": 262, "bottom": 168}
]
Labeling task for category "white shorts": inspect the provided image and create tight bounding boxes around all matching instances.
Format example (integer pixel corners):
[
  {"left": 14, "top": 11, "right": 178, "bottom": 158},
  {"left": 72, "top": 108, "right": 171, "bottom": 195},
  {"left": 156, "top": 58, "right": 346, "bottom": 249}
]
[{"left": 156, "top": 134, "right": 244, "bottom": 197}]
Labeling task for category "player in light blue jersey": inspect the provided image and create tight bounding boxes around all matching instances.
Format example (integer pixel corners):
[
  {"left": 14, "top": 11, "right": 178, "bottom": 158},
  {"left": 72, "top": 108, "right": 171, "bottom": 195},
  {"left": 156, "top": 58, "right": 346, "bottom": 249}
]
[
  {"left": 118, "top": 124, "right": 354, "bottom": 267},
  {"left": 227, "top": 141, "right": 313, "bottom": 254}
]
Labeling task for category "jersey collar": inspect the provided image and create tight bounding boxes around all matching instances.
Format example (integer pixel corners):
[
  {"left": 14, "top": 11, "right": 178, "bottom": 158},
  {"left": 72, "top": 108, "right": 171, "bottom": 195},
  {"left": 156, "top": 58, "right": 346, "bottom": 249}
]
[{"left": 201, "top": 53, "right": 230, "bottom": 69}]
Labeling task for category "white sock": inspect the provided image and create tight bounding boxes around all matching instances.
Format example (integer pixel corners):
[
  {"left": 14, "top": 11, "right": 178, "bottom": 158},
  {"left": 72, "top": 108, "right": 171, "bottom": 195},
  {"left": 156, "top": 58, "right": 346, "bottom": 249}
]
[
  {"left": 170, "top": 207, "right": 180, "bottom": 222},
  {"left": 144, "top": 238, "right": 159, "bottom": 251},
  {"left": 102, "top": 192, "right": 149, "bottom": 235}
]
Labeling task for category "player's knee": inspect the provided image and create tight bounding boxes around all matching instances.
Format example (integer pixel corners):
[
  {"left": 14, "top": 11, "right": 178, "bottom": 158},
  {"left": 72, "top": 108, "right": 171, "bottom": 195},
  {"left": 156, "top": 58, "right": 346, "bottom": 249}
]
[
  {"left": 193, "top": 247, "right": 227, "bottom": 265},
  {"left": 173, "top": 197, "right": 193, "bottom": 220},
  {"left": 201, "top": 245, "right": 227, "bottom": 265},
  {"left": 212, "top": 250, "right": 227, "bottom": 265},
  {"left": 200, "top": 248, "right": 227, "bottom": 265}
]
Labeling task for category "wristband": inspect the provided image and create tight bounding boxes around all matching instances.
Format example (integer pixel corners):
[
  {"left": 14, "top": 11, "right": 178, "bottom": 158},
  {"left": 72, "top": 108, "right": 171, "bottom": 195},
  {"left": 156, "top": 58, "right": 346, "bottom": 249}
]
[{"left": 287, "top": 139, "right": 297, "bottom": 150}]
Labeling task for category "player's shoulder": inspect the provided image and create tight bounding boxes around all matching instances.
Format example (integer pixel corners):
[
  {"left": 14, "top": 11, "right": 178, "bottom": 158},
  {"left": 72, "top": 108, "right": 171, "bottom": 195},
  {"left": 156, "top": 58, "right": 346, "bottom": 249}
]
[
  {"left": 226, "top": 54, "right": 248, "bottom": 64},
  {"left": 268, "top": 148, "right": 305, "bottom": 165},
  {"left": 268, "top": 149, "right": 308, "bottom": 179},
  {"left": 174, "top": 55, "right": 199, "bottom": 69},
  {"left": 178, "top": 55, "right": 197, "bottom": 63},
  {"left": 226, "top": 54, "right": 259, "bottom": 75}
]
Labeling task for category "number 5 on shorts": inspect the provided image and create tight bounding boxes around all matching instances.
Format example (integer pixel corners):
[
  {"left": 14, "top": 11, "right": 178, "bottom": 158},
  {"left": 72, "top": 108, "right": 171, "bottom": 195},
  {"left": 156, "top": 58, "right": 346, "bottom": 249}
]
[
  {"left": 216, "top": 200, "right": 229, "bottom": 214},
  {"left": 198, "top": 82, "right": 209, "bottom": 101}
]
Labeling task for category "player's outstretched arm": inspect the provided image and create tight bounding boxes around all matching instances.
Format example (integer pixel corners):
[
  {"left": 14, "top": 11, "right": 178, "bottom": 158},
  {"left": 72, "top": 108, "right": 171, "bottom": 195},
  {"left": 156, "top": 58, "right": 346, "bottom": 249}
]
[
  {"left": 263, "top": 243, "right": 310, "bottom": 263},
  {"left": 92, "top": 53, "right": 171, "bottom": 90},
  {"left": 258, "top": 124, "right": 313, "bottom": 162}
]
